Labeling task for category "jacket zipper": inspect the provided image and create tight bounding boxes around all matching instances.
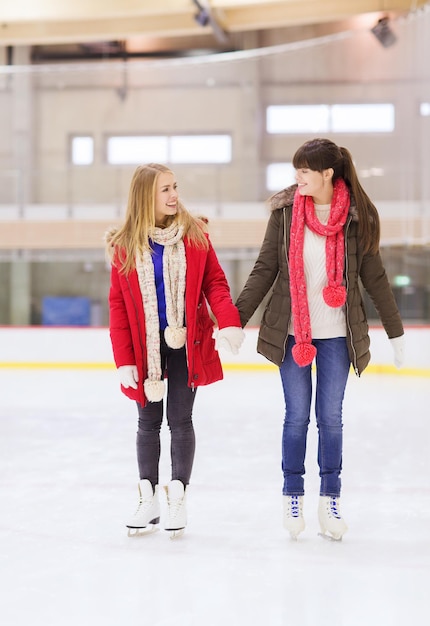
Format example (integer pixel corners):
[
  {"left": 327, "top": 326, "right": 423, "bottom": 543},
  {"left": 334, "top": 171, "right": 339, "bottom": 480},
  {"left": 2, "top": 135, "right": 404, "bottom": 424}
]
[
  {"left": 281, "top": 206, "right": 291, "bottom": 363},
  {"left": 344, "top": 216, "right": 359, "bottom": 376},
  {"left": 281, "top": 208, "right": 359, "bottom": 375}
]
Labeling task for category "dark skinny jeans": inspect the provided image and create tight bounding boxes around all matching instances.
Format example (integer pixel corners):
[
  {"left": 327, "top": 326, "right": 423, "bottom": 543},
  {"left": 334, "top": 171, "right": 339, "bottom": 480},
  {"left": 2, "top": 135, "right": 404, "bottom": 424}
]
[{"left": 136, "top": 332, "right": 196, "bottom": 488}]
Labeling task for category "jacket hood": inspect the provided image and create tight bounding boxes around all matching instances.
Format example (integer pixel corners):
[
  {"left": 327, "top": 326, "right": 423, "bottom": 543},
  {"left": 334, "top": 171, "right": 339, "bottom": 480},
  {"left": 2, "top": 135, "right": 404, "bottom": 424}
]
[
  {"left": 104, "top": 226, "right": 118, "bottom": 245},
  {"left": 269, "top": 182, "right": 359, "bottom": 221},
  {"left": 269, "top": 184, "right": 297, "bottom": 211}
]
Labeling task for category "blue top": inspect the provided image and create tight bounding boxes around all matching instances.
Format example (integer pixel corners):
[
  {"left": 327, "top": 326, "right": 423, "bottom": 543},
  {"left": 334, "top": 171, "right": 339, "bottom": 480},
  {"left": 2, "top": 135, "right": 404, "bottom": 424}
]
[{"left": 150, "top": 241, "right": 167, "bottom": 330}]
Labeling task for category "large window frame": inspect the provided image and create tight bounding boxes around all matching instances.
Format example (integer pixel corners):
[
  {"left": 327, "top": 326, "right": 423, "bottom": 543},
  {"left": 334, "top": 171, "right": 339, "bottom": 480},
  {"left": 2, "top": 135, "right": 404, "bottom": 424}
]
[
  {"left": 105, "top": 134, "right": 232, "bottom": 165},
  {"left": 267, "top": 103, "right": 395, "bottom": 134}
]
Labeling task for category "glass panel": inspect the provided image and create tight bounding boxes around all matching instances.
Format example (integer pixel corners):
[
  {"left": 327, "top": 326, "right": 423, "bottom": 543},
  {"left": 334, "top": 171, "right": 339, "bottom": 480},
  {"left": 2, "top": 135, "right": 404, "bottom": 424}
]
[
  {"left": 71, "top": 136, "right": 94, "bottom": 165},
  {"left": 331, "top": 104, "right": 394, "bottom": 132},
  {"left": 266, "top": 162, "right": 295, "bottom": 191},
  {"left": 106, "top": 136, "right": 168, "bottom": 164},
  {"left": 420, "top": 102, "right": 430, "bottom": 117},
  {"left": 169, "top": 135, "right": 232, "bottom": 163},
  {"left": 266, "top": 105, "right": 330, "bottom": 133}
]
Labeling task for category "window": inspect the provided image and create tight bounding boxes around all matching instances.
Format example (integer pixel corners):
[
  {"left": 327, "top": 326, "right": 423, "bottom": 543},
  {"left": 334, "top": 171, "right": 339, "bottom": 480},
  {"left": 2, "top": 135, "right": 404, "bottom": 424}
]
[
  {"left": 107, "top": 136, "right": 168, "bottom": 165},
  {"left": 170, "top": 135, "right": 231, "bottom": 163},
  {"left": 266, "top": 163, "right": 296, "bottom": 191},
  {"left": 420, "top": 102, "right": 430, "bottom": 117},
  {"left": 331, "top": 104, "right": 394, "bottom": 132},
  {"left": 71, "top": 136, "right": 94, "bottom": 165},
  {"left": 267, "top": 105, "right": 329, "bottom": 134},
  {"left": 267, "top": 104, "right": 395, "bottom": 134},
  {"left": 106, "top": 134, "right": 232, "bottom": 165}
]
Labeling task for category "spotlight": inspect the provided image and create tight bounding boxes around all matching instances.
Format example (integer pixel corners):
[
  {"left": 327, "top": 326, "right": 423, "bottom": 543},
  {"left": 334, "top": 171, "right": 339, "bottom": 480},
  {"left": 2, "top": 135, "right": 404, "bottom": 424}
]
[
  {"left": 371, "top": 17, "right": 397, "bottom": 48},
  {"left": 194, "top": 8, "right": 210, "bottom": 27},
  {"left": 192, "top": 0, "right": 230, "bottom": 45},
  {"left": 193, "top": 0, "right": 210, "bottom": 27}
]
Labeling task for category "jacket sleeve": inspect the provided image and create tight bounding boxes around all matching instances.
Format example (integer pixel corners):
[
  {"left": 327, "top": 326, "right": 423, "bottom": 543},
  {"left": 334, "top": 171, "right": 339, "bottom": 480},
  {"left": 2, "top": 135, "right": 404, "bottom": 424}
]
[
  {"left": 359, "top": 250, "right": 404, "bottom": 339},
  {"left": 108, "top": 264, "right": 136, "bottom": 367},
  {"left": 235, "top": 209, "right": 281, "bottom": 327},
  {"left": 201, "top": 240, "right": 241, "bottom": 329}
]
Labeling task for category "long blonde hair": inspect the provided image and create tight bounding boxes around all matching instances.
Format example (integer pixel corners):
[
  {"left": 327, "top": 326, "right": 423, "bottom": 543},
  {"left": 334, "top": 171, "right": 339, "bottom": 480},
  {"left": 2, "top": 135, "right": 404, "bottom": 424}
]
[{"left": 106, "top": 163, "right": 209, "bottom": 273}]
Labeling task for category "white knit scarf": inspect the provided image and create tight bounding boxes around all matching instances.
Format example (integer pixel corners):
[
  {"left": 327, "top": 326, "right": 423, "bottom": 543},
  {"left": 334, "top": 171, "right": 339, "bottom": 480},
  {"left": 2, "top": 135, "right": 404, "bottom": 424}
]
[{"left": 136, "top": 221, "right": 186, "bottom": 402}]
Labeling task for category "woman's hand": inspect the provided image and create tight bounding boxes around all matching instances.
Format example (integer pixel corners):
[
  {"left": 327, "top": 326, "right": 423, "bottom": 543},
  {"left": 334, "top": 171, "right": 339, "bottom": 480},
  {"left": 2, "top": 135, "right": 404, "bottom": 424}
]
[
  {"left": 214, "top": 327, "right": 245, "bottom": 355},
  {"left": 118, "top": 365, "right": 139, "bottom": 389},
  {"left": 389, "top": 336, "right": 405, "bottom": 369}
]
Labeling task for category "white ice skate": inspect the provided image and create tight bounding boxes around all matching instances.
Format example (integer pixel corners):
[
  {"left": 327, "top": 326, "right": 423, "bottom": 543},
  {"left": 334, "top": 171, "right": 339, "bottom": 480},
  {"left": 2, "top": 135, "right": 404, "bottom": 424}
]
[
  {"left": 164, "top": 480, "right": 187, "bottom": 539},
  {"left": 283, "top": 495, "right": 305, "bottom": 540},
  {"left": 126, "top": 479, "right": 160, "bottom": 537},
  {"left": 318, "top": 495, "right": 348, "bottom": 541}
]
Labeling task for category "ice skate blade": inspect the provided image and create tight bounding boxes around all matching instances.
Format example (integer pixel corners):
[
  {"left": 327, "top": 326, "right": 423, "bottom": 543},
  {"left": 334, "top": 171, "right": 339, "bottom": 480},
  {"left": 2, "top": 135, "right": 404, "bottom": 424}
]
[
  {"left": 318, "top": 531, "right": 343, "bottom": 542},
  {"left": 287, "top": 531, "right": 302, "bottom": 541},
  {"left": 127, "top": 524, "right": 159, "bottom": 537},
  {"left": 167, "top": 528, "right": 185, "bottom": 540}
]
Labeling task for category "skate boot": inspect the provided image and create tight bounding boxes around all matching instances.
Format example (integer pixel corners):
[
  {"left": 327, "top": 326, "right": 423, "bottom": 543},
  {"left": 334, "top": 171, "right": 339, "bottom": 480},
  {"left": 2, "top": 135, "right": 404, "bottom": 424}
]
[
  {"left": 283, "top": 495, "right": 305, "bottom": 540},
  {"left": 318, "top": 495, "right": 348, "bottom": 541},
  {"left": 126, "top": 479, "right": 160, "bottom": 537},
  {"left": 164, "top": 479, "right": 187, "bottom": 539}
]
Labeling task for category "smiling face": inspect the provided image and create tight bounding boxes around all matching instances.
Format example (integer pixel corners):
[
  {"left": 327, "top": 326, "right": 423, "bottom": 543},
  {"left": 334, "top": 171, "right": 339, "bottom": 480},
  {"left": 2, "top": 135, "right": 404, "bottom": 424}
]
[
  {"left": 295, "top": 166, "right": 334, "bottom": 205},
  {"left": 154, "top": 171, "right": 178, "bottom": 226}
]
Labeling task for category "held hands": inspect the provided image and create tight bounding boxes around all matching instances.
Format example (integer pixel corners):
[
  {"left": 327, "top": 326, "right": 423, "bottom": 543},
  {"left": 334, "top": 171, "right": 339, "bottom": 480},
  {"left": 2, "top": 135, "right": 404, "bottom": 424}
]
[
  {"left": 389, "top": 336, "right": 405, "bottom": 369},
  {"left": 214, "top": 326, "right": 245, "bottom": 355},
  {"left": 118, "top": 365, "right": 139, "bottom": 389}
]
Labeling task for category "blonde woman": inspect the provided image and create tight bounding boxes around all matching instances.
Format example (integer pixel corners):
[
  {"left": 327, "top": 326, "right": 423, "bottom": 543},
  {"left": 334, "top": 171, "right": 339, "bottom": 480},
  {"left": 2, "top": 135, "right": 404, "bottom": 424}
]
[{"left": 106, "top": 163, "right": 244, "bottom": 537}]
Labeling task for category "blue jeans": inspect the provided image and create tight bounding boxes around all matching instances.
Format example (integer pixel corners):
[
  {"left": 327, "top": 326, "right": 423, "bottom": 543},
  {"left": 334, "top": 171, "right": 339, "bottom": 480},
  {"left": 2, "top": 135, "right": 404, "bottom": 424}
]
[{"left": 280, "top": 336, "right": 350, "bottom": 497}]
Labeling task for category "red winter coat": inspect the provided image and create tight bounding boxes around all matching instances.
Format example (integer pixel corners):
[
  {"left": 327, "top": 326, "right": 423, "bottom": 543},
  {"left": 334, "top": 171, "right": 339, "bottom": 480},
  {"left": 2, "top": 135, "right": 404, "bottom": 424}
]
[{"left": 109, "top": 235, "right": 241, "bottom": 406}]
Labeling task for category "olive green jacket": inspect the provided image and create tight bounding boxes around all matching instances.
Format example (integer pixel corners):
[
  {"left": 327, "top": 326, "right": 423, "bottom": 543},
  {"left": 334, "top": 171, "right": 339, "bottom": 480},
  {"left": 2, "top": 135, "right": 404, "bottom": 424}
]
[{"left": 236, "top": 185, "right": 404, "bottom": 375}]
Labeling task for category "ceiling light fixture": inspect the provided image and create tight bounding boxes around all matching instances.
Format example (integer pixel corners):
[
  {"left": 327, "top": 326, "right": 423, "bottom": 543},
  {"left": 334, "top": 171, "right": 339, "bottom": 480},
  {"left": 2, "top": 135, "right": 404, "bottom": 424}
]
[
  {"left": 192, "top": 0, "right": 230, "bottom": 45},
  {"left": 371, "top": 17, "right": 397, "bottom": 48}
]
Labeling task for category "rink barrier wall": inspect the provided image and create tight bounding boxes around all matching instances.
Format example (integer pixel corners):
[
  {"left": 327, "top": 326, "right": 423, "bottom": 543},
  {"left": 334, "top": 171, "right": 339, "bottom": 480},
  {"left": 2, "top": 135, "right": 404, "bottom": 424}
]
[{"left": 0, "top": 326, "right": 429, "bottom": 377}]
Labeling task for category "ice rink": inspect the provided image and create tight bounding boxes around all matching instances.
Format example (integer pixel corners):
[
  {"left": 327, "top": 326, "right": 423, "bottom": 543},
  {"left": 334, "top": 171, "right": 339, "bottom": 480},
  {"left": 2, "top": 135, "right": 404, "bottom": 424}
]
[{"left": 1, "top": 360, "right": 429, "bottom": 626}]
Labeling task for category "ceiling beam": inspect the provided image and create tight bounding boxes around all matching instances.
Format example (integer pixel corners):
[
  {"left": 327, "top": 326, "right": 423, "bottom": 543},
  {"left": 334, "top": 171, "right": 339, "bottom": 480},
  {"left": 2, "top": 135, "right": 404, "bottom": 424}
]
[{"left": 0, "top": 0, "right": 426, "bottom": 46}]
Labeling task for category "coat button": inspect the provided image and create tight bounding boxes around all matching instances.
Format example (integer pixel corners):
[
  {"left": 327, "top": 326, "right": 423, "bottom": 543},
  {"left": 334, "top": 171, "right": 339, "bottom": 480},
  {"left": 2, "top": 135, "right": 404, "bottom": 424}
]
[{"left": 193, "top": 374, "right": 199, "bottom": 380}]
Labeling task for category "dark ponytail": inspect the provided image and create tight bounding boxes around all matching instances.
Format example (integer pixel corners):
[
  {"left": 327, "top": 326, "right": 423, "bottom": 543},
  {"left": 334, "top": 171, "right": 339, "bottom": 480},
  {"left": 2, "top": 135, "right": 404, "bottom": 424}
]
[{"left": 339, "top": 146, "right": 380, "bottom": 255}]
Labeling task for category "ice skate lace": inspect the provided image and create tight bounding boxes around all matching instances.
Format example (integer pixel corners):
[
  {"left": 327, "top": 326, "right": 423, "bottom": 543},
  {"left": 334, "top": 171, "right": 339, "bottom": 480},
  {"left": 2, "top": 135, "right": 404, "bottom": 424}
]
[
  {"left": 168, "top": 497, "right": 184, "bottom": 519},
  {"left": 328, "top": 497, "right": 342, "bottom": 519},
  {"left": 134, "top": 496, "right": 153, "bottom": 515},
  {"left": 288, "top": 495, "right": 302, "bottom": 519}
]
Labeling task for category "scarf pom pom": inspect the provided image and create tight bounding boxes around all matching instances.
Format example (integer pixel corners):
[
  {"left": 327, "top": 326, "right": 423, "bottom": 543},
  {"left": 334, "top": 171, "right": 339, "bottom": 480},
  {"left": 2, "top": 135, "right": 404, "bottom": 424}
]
[
  {"left": 144, "top": 379, "right": 165, "bottom": 403},
  {"left": 292, "top": 342, "right": 317, "bottom": 367},
  {"left": 164, "top": 326, "right": 186, "bottom": 349},
  {"left": 323, "top": 285, "right": 346, "bottom": 308}
]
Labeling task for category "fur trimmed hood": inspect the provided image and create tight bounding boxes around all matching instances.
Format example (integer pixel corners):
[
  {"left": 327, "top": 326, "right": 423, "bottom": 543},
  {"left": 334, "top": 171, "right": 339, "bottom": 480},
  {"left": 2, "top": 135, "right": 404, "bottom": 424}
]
[
  {"left": 104, "top": 226, "right": 118, "bottom": 245},
  {"left": 269, "top": 184, "right": 297, "bottom": 211},
  {"left": 269, "top": 183, "right": 359, "bottom": 222}
]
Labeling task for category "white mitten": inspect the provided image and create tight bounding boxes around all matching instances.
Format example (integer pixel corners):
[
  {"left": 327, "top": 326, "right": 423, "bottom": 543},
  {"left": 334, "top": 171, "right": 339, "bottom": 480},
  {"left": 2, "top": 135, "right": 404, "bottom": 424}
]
[
  {"left": 215, "top": 326, "right": 245, "bottom": 355},
  {"left": 118, "top": 365, "right": 139, "bottom": 389},
  {"left": 389, "top": 336, "right": 405, "bottom": 369}
]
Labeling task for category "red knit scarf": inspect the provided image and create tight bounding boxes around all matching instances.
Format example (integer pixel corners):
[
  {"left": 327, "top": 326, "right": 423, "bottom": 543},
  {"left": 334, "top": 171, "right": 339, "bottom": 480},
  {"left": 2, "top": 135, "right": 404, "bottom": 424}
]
[{"left": 289, "top": 177, "right": 350, "bottom": 367}]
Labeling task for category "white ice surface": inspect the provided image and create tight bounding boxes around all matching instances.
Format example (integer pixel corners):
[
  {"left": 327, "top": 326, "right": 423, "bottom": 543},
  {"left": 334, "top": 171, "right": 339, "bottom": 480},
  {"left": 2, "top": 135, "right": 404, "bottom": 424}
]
[{"left": 0, "top": 368, "right": 429, "bottom": 626}]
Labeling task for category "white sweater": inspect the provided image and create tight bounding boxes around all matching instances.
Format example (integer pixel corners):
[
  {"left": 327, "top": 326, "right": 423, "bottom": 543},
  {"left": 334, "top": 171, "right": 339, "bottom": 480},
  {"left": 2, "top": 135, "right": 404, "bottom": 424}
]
[{"left": 289, "top": 204, "right": 347, "bottom": 339}]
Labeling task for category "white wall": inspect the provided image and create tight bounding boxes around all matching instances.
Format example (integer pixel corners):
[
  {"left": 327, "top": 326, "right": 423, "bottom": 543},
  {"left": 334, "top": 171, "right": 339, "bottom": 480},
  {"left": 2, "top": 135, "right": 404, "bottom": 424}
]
[{"left": 0, "top": 326, "right": 428, "bottom": 376}]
